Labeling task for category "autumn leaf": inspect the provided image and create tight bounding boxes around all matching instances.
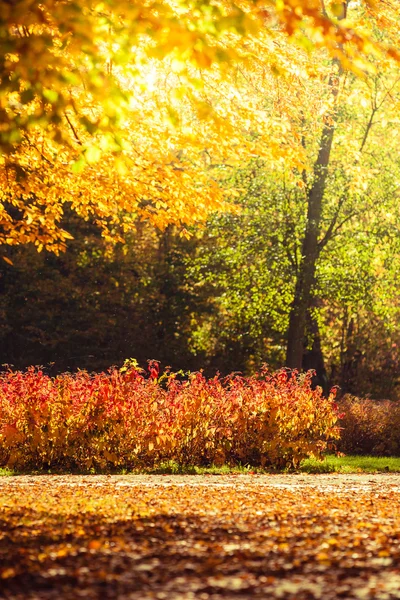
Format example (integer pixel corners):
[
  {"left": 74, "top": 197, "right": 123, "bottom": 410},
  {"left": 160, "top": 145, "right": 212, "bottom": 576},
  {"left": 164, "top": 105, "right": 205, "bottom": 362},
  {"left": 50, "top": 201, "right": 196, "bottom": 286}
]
[{"left": 0, "top": 474, "right": 400, "bottom": 599}]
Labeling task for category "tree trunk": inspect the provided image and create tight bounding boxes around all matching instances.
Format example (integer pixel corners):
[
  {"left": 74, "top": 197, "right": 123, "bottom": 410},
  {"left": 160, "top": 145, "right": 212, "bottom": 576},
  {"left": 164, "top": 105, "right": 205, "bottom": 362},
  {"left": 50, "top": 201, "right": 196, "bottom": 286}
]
[
  {"left": 286, "top": 2, "right": 346, "bottom": 370},
  {"left": 302, "top": 306, "right": 329, "bottom": 394},
  {"left": 286, "top": 123, "right": 337, "bottom": 368}
]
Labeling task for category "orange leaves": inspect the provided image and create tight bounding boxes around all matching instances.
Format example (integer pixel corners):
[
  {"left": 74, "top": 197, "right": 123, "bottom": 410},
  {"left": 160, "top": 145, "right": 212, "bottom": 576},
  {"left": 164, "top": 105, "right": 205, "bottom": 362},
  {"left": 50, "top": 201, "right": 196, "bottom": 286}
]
[
  {"left": 1, "top": 474, "right": 400, "bottom": 597},
  {"left": 0, "top": 365, "right": 341, "bottom": 471},
  {"left": 1, "top": 424, "right": 24, "bottom": 444},
  {"left": 274, "top": 0, "right": 399, "bottom": 73}
]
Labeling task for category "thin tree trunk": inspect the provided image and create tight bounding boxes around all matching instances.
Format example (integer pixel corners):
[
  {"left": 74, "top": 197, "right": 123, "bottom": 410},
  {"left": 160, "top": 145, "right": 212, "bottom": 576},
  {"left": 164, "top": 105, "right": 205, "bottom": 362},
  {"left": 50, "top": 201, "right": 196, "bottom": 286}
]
[
  {"left": 286, "top": 1, "right": 346, "bottom": 370},
  {"left": 286, "top": 120, "right": 337, "bottom": 368}
]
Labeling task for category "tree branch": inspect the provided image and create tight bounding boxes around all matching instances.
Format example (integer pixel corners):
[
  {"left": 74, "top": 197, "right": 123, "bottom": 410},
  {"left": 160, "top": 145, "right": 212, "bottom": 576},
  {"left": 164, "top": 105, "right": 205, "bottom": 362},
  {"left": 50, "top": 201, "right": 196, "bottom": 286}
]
[
  {"left": 317, "top": 194, "right": 346, "bottom": 252},
  {"left": 64, "top": 112, "right": 82, "bottom": 145},
  {"left": 359, "top": 106, "right": 377, "bottom": 153},
  {"left": 325, "top": 211, "right": 359, "bottom": 244}
]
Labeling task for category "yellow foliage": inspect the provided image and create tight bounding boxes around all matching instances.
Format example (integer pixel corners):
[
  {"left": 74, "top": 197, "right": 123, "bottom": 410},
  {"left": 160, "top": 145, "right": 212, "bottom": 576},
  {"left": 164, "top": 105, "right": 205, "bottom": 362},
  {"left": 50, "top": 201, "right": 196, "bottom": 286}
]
[{"left": 0, "top": 0, "right": 399, "bottom": 249}]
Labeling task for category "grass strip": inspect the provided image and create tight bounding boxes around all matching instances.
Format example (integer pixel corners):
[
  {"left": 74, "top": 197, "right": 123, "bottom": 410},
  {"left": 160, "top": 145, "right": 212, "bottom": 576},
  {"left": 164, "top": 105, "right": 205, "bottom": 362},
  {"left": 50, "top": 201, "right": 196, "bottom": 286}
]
[{"left": 2, "top": 455, "right": 400, "bottom": 476}]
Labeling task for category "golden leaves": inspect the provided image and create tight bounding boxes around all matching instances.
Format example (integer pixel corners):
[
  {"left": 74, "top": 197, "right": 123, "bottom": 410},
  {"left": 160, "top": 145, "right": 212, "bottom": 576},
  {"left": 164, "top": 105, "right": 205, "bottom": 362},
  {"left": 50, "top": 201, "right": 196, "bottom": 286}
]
[
  {"left": 1, "top": 475, "right": 400, "bottom": 597},
  {"left": 1, "top": 0, "right": 399, "bottom": 250}
]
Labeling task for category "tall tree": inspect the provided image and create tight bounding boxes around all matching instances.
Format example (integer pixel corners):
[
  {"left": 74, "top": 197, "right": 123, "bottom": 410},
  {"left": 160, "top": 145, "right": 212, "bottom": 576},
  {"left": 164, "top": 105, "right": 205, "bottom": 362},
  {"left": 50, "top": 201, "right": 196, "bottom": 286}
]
[
  {"left": 184, "top": 13, "right": 400, "bottom": 380},
  {"left": 286, "top": 1, "right": 348, "bottom": 370}
]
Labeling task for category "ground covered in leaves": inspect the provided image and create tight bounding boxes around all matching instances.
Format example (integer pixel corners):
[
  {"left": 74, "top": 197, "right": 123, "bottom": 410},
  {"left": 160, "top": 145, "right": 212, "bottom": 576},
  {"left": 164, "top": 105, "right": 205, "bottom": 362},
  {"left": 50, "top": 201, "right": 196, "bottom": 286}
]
[{"left": 1, "top": 474, "right": 400, "bottom": 599}]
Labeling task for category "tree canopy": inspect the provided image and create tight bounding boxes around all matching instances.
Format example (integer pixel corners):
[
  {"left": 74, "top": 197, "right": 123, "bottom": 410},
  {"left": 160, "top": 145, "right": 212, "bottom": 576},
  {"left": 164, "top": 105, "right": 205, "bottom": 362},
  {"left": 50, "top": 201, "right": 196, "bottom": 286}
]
[
  {"left": 1, "top": 0, "right": 400, "bottom": 252},
  {"left": 1, "top": 0, "right": 400, "bottom": 388}
]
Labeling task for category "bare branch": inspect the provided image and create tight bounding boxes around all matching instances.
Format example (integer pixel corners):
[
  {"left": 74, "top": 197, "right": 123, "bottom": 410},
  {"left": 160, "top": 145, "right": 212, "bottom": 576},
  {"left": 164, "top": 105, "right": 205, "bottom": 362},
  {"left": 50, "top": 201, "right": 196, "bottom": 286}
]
[
  {"left": 320, "top": 0, "right": 328, "bottom": 18},
  {"left": 376, "top": 75, "right": 400, "bottom": 110},
  {"left": 318, "top": 195, "right": 346, "bottom": 251},
  {"left": 64, "top": 112, "right": 82, "bottom": 145},
  {"left": 31, "top": 144, "right": 54, "bottom": 166},
  {"left": 359, "top": 106, "right": 377, "bottom": 153},
  {"left": 325, "top": 211, "right": 359, "bottom": 245}
]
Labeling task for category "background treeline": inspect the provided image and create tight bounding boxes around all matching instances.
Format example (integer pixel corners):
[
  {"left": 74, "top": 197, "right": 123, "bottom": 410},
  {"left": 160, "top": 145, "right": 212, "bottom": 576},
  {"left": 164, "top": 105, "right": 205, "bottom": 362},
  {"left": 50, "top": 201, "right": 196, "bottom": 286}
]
[
  {"left": 2, "top": 162, "right": 399, "bottom": 401},
  {"left": 1, "top": 1, "right": 400, "bottom": 407}
]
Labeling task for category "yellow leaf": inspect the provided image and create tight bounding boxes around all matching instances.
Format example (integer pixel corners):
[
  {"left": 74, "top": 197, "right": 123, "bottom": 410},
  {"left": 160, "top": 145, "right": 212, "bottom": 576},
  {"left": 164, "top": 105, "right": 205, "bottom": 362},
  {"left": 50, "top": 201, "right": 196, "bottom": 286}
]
[{"left": 85, "top": 146, "right": 102, "bottom": 163}]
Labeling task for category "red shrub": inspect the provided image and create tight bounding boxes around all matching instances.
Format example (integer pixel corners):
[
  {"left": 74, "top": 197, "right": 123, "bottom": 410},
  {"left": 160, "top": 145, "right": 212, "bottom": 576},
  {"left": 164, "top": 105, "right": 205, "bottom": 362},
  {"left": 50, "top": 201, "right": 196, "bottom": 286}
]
[
  {"left": 338, "top": 395, "right": 400, "bottom": 456},
  {"left": 0, "top": 364, "right": 341, "bottom": 470}
]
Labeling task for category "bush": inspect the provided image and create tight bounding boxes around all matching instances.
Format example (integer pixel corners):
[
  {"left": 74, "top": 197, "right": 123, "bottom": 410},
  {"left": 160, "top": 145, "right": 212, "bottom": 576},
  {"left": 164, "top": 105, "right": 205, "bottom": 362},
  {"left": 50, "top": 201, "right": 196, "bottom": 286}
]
[
  {"left": 337, "top": 395, "right": 400, "bottom": 456},
  {"left": 0, "top": 363, "right": 341, "bottom": 471}
]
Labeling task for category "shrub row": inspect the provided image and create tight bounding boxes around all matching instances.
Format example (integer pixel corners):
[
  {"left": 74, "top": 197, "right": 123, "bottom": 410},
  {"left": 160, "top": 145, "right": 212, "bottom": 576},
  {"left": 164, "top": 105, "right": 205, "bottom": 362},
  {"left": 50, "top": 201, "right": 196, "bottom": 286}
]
[
  {"left": 0, "top": 363, "right": 341, "bottom": 471},
  {"left": 337, "top": 395, "right": 400, "bottom": 456}
]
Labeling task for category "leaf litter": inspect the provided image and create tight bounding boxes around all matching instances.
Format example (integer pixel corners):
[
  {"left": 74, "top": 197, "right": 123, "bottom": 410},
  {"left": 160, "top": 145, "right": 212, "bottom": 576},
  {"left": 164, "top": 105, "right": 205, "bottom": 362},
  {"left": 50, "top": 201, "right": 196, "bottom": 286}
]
[{"left": 1, "top": 474, "right": 400, "bottom": 599}]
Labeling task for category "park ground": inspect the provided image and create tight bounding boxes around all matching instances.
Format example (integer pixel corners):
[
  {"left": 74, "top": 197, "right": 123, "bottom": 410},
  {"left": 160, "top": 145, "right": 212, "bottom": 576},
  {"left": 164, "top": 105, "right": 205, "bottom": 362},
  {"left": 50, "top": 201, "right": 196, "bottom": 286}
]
[{"left": 1, "top": 473, "right": 400, "bottom": 599}]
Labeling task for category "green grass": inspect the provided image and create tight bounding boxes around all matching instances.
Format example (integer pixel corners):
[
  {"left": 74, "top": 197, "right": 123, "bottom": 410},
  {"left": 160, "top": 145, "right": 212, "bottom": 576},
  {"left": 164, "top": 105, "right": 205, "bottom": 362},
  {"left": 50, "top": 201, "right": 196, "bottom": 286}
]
[
  {"left": 1, "top": 456, "right": 400, "bottom": 476},
  {"left": 300, "top": 455, "right": 400, "bottom": 474},
  {"left": 142, "top": 461, "right": 259, "bottom": 475},
  {"left": 0, "top": 468, "right": 15, "bottom": 476},
  {"left": 122, "top": 456, "right": 400, "bottom": 474}
]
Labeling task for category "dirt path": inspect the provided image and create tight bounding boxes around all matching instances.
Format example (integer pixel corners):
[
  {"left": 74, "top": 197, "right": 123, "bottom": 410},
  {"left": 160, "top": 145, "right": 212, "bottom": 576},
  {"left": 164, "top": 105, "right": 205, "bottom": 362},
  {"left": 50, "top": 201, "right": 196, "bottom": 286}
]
[
  {"left": 1, "top": 474, "right": 400, "bottom": 599},
  {"left": 3, "top": 471, "right": 400, "bottom": 489}
]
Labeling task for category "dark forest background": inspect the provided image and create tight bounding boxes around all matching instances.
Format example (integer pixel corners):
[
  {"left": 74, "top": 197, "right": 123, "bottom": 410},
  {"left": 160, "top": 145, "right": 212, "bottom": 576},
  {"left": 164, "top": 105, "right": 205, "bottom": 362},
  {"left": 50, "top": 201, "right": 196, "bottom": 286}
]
[{"left": 2, "top": 203, "right": 399, "bottom": 401}]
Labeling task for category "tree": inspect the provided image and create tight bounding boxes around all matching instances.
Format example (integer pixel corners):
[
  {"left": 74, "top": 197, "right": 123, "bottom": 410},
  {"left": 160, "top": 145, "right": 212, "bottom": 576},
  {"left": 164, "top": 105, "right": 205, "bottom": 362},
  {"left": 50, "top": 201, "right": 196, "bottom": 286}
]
[
  {"left": 184, "top": 16, "right": 400, "bottom": 382},
  {"left": 285, "top": 0, "right": 400, "bottom": 371},
  {"left": 0, "top": 213, "right": 202, "bottom": 372},
  {"left": 1, "top": 0, "right": 400, "bottom": 385},
  {"left": 1, "top": 0, "right": 400, "bottom": 254},
  {"left": 285, "top": 1, "right": 348, "bottom": 370}
]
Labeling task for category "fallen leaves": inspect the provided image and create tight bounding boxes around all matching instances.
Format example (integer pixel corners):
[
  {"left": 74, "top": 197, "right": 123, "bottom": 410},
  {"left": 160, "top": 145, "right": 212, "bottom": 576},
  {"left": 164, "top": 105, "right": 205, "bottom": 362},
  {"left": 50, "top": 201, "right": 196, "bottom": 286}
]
[{"left": 0, "top": 474, "right": 400, "bottom": 599}]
